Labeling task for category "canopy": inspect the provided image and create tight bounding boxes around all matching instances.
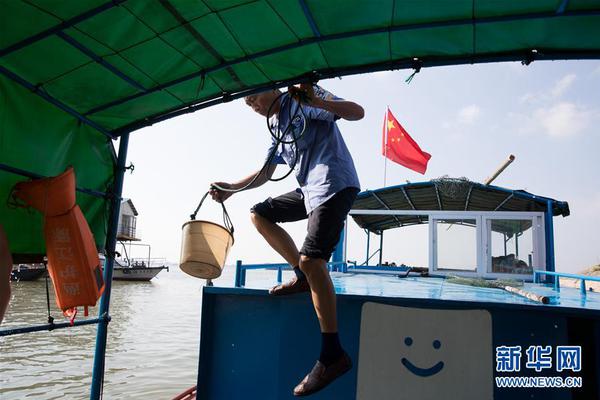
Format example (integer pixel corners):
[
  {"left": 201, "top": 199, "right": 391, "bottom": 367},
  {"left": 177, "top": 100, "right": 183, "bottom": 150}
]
[
  {"left": 0, "top": 0, "right": 597, "bottom": 259},
  {"left": 351, "top": 180, "right": 570, "bottom": 234}
]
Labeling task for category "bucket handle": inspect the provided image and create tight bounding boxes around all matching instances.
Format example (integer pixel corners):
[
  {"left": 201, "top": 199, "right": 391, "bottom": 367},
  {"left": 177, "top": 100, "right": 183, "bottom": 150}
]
[{"left": 190, "top": 191, "right": 234, "bottom": 236}]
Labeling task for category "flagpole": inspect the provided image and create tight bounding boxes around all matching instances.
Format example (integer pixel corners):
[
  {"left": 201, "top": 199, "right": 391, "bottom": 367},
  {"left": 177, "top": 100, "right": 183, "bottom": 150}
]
[{"left": 383, "top": 106, "right": 389, "bottom": 187}]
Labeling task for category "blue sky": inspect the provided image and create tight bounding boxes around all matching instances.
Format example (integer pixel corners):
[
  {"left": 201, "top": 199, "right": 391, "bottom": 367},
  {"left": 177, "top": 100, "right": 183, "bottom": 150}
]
[{"left": 122, "top": 60, "right": 600, "bottom": 273}]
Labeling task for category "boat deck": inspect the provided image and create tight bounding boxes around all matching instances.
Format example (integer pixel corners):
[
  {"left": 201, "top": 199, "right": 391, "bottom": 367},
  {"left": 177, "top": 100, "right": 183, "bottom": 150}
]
[
  {"left": 198, "top": 270, "right": 600, "bottom": 399},
  {"left": 220, "top": 270, "right": 600, "bottom": 313}
]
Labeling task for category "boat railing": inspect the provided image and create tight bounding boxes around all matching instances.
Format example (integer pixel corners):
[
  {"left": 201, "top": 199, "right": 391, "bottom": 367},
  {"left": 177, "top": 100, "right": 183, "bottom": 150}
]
[
  {"left": 533, "top": 269, "right": 600, "bottom": 297},
  {"left": 0, "top": 313, "right": 109, "bottom": 337},
  {"left": 234, "top": 261, "right": 355, "bottom": 287}
]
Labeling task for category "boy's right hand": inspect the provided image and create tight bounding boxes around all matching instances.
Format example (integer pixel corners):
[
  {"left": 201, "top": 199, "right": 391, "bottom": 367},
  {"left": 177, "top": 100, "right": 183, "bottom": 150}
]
[{"left": 209, "top": 182, "right": 234, "bottom": 203}]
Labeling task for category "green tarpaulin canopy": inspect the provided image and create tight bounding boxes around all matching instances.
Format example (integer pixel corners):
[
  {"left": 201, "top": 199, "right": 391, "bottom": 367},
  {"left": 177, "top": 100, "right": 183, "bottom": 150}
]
[{"left": 1, "top": 0, "right": 599, "bottom": 260}]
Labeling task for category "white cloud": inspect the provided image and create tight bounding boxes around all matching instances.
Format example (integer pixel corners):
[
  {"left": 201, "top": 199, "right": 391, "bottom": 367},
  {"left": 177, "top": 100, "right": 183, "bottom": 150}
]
[
  {"left": 533, "top": 102, "right": 592, "bottom": 137},
  {"left": 519, "top": 74, "right": 576, "bottom": 105},
  {"left": 550, "top": 74, "right": 576, "bottom": 98},
  {"left": 457, "top": 104, "right": 481, "bottom": 124}
]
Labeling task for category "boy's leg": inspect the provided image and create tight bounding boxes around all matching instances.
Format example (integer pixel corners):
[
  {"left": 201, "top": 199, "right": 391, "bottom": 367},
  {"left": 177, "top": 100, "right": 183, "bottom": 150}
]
[
  {"left": 293, "top": 187, "right": 359, "bottom": 396},
  {"left": 250, "top": 190, "right": 310, "bottom": 295},
  {"left": 250, "top": 212, "right": 300, "bottom": 267}
]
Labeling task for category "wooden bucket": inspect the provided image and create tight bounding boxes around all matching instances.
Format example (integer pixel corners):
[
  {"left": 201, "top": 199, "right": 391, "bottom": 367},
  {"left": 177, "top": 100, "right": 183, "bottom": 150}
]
[{"left": 180, "top": 220, "right": 234, "bottom": 279}]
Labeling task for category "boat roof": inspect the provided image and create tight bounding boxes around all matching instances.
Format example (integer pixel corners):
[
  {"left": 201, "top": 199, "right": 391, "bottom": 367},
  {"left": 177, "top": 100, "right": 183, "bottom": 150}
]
[
  {"left": 1, "top": 1, "right": 597, "bottom": 259},
  {"left": 351, "top": 179, "right": 570, "bottom": 234}
]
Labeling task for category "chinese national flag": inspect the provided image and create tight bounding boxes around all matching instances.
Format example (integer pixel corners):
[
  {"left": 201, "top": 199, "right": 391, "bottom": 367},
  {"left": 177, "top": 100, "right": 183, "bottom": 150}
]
[{"left": 382, "top": 108, "right": 431, "bottom": 174}]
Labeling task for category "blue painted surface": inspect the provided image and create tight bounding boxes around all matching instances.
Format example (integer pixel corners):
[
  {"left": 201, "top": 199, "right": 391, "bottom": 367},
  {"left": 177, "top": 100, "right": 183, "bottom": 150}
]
[
  {"left": 237, "top": 271, "right": 600, "bottom": 312},
  {"left": 197, "top": 272, "right": 600, "bottom": 399}
]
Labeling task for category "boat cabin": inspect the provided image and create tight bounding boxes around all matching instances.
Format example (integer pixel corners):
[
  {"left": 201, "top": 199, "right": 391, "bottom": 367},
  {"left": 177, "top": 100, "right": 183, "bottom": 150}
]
[
  {"left": 346, "top": 179, "right": 569, "bottom": 281},
  {"left": 117, "top": 199, "right": 140, "bottom": 241}
]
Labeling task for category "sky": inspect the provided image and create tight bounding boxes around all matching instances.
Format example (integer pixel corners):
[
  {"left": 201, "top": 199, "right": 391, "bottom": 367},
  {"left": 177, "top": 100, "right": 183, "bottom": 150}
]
[{"left": 120, "top": 60, "right": 600, "bottom": 274}]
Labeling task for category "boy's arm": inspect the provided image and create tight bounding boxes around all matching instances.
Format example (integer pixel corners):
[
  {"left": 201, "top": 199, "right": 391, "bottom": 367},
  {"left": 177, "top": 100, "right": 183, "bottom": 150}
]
[{"left": 289, "top": 83, "right": 364, "bottom": 121}]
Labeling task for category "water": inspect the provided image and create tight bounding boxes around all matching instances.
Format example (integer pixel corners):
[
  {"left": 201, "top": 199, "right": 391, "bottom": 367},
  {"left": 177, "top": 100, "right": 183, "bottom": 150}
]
[{"left": 0, "top": 265, "right": 237, "bottom": 399}]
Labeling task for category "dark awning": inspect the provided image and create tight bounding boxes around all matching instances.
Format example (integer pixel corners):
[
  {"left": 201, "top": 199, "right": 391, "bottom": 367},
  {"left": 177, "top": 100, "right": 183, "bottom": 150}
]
[{"left": 351, "top": 179, "right": 570, "bottom": 234}]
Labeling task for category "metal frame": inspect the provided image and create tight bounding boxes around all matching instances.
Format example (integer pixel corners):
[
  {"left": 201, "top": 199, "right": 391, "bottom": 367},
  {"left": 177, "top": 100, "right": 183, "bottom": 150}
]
[
  {"left": 0, "top": 314, "right": 108, "bottom": 337},
  {"left": 0, "top": 1, "right": 126, "bottom": 58},
  {"left": 0, "top": 65, "right": 115, "bottom": 139},
  {"left": 349, "top": 209, "right": 548, "bottom": 281},
  {"left": 90, "top": 132, "right": 130, "bottom": 400},
  {"left": 534, "top": 270, "right": 600, "bottom": 297},
  {"left": 0, "top": 163, "right": 108, "bottom": 199}
]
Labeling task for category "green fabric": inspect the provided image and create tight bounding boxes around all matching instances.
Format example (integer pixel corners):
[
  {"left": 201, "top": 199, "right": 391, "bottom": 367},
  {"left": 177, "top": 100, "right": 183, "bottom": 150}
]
[
  {"left": 0, "top": 74, "right": 114, "bottom": 260},
  {"left": 2, "top": 0, "right": 598, "bottom": 131},
  {"left": 1, "top": 0, "right": 599, "bottom": 257}
]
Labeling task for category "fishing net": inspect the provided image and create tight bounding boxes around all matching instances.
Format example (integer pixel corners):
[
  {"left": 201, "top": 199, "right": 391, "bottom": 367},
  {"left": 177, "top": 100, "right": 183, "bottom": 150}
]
[{"left": 431, "top": 176, "right": 473, "bottom": 199}]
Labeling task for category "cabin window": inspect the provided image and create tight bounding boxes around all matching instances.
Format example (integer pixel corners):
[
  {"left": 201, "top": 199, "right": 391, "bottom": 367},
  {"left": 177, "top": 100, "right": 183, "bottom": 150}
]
[
  {"left": 484, "top": 216, "right": 544, "bottom": 276},
  {"left": 433, "top": 218, "right": 478, "bottom": 272}
]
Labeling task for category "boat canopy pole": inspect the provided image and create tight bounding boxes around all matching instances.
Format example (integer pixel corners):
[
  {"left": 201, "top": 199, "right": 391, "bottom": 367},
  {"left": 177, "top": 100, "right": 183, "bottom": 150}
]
[
  {"left": 378, "top": 232, "right": 384, "bottom": 266},
  {"left": 90, "top": 132, "right": 130, "bottom": 400},
  {"left": 544, "top": 199, "right": 556, "bottom": 284},
  {"left": 0, "top": 163, "right": 108, "bottom": 199},
  {"left": 0, "top": 314, "right": 108, "bottom": 337}
]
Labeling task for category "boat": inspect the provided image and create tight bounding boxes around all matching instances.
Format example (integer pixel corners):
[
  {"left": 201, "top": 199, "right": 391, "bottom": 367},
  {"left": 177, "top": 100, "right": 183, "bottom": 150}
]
[
  {"left": 111, "top": 198, "right": 168, "bottom": 281},
  {"left": 1, "top": 3, "right": 599, "bottom": 400},
  {"left": 185, "top": 180, "right": 600, "bottom": 399},
  {"left": 112, "top": 260, "right": 168, "bottom": 282},
  {"left": 10, "top": 264, "right": 46, "bottom": 281}
]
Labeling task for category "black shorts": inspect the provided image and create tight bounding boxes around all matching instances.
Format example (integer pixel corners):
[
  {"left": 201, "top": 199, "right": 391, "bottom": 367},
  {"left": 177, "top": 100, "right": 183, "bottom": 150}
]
[{"left": 251, "top": 187, "right": 360, "bottom": 261}]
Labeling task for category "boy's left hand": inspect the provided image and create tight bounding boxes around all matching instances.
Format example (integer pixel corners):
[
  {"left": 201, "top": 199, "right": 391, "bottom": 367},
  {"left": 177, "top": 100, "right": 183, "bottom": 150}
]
[{"left": 288, "top": 83, "right": 323, "bottom": 108}]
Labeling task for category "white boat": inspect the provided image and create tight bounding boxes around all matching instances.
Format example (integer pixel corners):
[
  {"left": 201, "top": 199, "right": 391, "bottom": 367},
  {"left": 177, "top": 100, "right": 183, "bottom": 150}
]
[{"left": 113, "top": 260, "right": 168, "bottom": 282}]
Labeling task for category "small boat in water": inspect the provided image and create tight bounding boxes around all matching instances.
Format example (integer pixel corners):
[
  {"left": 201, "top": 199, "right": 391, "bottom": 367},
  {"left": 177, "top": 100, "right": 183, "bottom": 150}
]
[
  {"left": 110, "top": 198, "right": 169, "bottom": 281},
  {"left": 10, "top": 264, "right": 46, "bottom": 281},
  {"left": 113, "top": 260, "right": 168, "bottom": 281}
]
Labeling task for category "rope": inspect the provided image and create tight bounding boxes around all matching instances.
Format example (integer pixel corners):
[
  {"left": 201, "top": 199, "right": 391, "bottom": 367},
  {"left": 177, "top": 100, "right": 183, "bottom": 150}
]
[
  {"left": 190, "top": 191, "right": 234, "bottom": 236},
  {"left": 192, "top": 87, "right": 313, "bottom": 233},
  {"left": 44, "top": 261, "right": 54, "bottom": 328},
  {"left": 210, "top": 88, "right": 309, "bottom": 193}
]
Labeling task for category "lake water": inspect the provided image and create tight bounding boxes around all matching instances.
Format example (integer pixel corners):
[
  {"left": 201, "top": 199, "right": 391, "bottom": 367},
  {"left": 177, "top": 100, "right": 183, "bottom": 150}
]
[{"left": 0, "top": 264, "right": 243, "bottom": 399}]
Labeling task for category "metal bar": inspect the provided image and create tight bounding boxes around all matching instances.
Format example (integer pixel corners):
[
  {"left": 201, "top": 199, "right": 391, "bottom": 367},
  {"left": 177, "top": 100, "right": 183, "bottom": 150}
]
[
  {"left": 371, "top": 192, "right": 403, "bottom": 225},
  {"left": 378, "top": 232, "right": 384, "bottom": 266},
  {"left": 400, "top": 187, "right": 416, "bottom": 210},
  {"left": 557, "top": 0, "right": 570, "bottom": 14},
  {"left": 90, "top": 7, "right": 600, "bottom": 121},
  {"left": 235, "top": 260, "right": 242, "bottom": 287},
  {"left": 0, "top": 65, "right": 114, "bottom": 140},
  {"left": 158, "top": 0, "right": 242, "bottom": 85},
  {"left": 0, "top": 163, "right": 108, "bottom": 199},
  {"left": 365, "top": 230, "right": 370, "bottom": 265},
  {"left": 90, "top": 131, "right": 130, "bottom": 400},
  {"left": 494, "top": 193, "right": 514, "bottom": 211},
  {"left": 298, "top": 0, "right": 321, "bottom": 37},
  {"left": 277, "top": 266, "right": 282, "bottom": 284},
  {"left": 464, "top": 185, "right": 474, "bottom": 211},
  {"left": 56, "top": 31, "right": 146, "bottom": 92},
  {"left": 350, "top": 209, "right": 545, "bottom": 217},
  {"left": 434, "top": 183, "right": 443, "bottom": 210},
  {"left": 0, "top": 0, "right": 127, "bottom": 58},
  {"left": 0, "top": 315, "right": 107, "bottom": 337},
  {"left": 111, "top": 49, "right": 600, "bottom": 134},
  {"left": 545, "top": 200, "right": 556, "bottom": 284},
  {"left": 530, "top": 270, "right": 600, "bottom": 282}
]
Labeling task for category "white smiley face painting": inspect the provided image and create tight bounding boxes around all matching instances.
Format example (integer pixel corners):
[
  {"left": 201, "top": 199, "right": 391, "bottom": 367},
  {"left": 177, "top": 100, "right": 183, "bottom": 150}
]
[{"left": 357, "top": 302, "right": 493, "bottom": 400}]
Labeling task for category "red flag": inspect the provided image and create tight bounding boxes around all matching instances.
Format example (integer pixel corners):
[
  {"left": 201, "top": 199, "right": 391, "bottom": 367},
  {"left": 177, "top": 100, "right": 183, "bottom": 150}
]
[{"left": 382, "top": 108, "right": 431, "bottom": 174}]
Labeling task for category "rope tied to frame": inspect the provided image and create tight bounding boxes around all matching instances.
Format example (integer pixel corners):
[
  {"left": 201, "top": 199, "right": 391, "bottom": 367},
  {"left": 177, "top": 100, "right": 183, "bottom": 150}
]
[{"left": 190, "top": 190, "right": 234, "bottom": 236}]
